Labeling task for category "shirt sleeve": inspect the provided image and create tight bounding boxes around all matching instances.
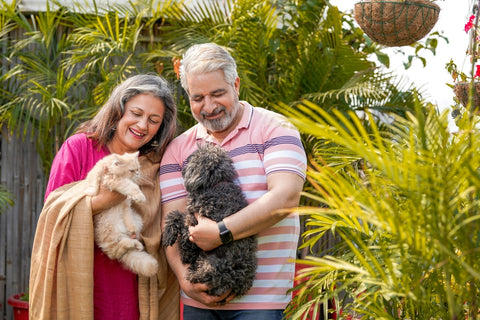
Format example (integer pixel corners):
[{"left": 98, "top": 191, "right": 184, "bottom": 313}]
[
  {"left": 44, "top": 136, "right": 85, "bottom": 200},
  {"left": 261, "top": 111, "right": 307, "bottom": 179},
  {"left": 159, "top": 142, "right": 188, "bottom": 204}
]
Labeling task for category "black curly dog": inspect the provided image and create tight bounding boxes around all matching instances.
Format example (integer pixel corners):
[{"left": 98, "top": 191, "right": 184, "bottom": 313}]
[{"left": 162, "top": 143, "right": 257, "bottom": 297}]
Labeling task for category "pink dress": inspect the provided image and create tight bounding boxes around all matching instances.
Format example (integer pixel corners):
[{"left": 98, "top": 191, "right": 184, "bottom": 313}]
[{"left": 45, "top": 133, "right": 139, "bottom": 320}]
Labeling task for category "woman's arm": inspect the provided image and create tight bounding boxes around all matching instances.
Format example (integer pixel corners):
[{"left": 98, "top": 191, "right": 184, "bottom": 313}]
[{"left": 90, "top": 187, "right": 127, "bottom": 215}]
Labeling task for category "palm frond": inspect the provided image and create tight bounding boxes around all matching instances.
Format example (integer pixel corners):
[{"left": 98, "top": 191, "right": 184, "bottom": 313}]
[{"left": 284, "top": 99, "right": 480, "bottom": 319}]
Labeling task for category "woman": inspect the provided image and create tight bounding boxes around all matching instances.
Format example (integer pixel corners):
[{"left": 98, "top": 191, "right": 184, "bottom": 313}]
[{"left": 29, "top": 74, "right": 179, "bottom": 320}]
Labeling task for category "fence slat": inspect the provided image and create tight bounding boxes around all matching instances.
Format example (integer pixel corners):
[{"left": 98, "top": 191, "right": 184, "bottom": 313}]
[{"left": 0, "top": 129, "right": 46, "bottom": 320}]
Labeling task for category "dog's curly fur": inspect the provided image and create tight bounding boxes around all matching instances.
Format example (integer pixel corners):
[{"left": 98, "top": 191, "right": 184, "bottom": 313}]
[{"left": 162, "top": 143, "right": 257, "bottom": 297}]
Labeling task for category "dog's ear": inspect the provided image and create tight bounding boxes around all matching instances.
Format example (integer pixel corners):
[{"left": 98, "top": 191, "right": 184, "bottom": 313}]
[
  {"left": 183, "top": 144, "right": 238, "bottom": 192},
  {"left": 162, "top": 210, "right": 185, "bottom": 246}
]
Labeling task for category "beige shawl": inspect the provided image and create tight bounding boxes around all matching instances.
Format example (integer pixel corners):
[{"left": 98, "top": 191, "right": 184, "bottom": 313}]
[{"left": 29, "top": 153, "right": 180, "bottom": 320}]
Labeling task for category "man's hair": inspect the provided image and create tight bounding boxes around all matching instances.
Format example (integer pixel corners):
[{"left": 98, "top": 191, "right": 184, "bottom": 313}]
[{"left": 180, "top": 43, "right": 238, "bottom": 94}]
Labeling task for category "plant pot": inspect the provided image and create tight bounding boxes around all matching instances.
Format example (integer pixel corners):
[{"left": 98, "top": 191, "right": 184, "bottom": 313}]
[
  {"left": 354, "top": 0, "right": 440, "bottom": 46},
  {"left": 7, "top": 293, "right": 29, "bottom": 320},
  {"left": 454, "top": 81, "right": 480, "bottom": 112}
]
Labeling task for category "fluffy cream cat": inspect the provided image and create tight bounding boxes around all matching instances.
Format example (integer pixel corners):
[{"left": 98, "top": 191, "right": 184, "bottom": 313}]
[{"left": 85, "top": 151, "right": 158, "bottom": 277}]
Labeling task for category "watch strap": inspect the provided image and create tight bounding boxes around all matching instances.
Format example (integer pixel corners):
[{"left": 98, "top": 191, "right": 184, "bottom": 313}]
[{"left": 218, "top": 220, "right": 233, "bottom": 245}]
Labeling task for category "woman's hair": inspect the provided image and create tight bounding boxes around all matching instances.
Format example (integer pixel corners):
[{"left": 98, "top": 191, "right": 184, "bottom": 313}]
[
  {"left": 179, "top": 43, "right": 238, "bottom": 94},
  {"left": 76, "top": 74, "right": 177, "bottom": 156}
]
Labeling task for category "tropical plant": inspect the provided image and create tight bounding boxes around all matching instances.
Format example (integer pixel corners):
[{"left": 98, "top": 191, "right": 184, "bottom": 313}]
[
  {"left": 151, "top": 0, "right": 431, "bottom": 197},
  {"left": 0, "top": 0, "right": 182, "bottom": 175},
  {"left": 0, "top": 0, "right": 434, "bottom": 177},
  {"left": 154, "top": 0, "right": 426, "bottom": 119},
  {"left": 283, "top": 99, "right": 480, "bottom": 319}
]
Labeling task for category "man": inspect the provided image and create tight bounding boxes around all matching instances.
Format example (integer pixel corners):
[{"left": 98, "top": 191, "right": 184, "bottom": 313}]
[{"left": 160, "top": 43, "right": 307, "bottom": 320}]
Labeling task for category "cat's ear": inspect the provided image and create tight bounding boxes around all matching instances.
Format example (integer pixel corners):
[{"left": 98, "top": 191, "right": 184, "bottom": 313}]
[{"left": 111, "top": 153, "right": 123, "bottom": 166}]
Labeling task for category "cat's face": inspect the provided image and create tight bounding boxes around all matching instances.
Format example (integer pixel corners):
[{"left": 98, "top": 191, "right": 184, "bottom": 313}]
[{"left": 108, "top": 151, "right": 141, "bottom": 179}]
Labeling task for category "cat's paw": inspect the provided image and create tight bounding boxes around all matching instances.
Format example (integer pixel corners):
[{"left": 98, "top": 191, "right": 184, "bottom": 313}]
[
  {"left": 84, "top": 186, "right": 97, "bottom": 196},
  {"left": 130, "top": 192, "right": 146, "bottom": 203},
  {"left": 133, "top": 239, "right": 144, "bottom": 251},
  {"left": 139, "top": 257, "right": 158, "bottom": 277},
  {"left": 112, "top": 242, "right": 129, "bottom": 258},
  {"left": 114, "top": 238, "right": 138, "bottom": 258}
]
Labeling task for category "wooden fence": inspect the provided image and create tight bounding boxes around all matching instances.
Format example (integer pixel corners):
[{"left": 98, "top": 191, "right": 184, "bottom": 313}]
[{"left": 0, "top": 131, "right": 46, "bottom": 320}]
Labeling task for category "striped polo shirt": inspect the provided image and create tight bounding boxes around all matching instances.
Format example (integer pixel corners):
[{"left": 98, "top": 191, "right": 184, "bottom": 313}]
[{"left": 159, "top": 101, "right": 307, "bottom": 310}]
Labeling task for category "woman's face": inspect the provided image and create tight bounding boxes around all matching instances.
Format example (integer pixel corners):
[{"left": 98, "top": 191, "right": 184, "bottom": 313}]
[{"left": 108, "top": 93, "right": 165, "bottom": 154}]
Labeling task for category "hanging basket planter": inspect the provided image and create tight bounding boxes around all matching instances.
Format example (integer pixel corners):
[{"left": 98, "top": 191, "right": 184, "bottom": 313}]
[
  {"left": 354, "top": 0, "right": 441, "bottom": 47},
  {"left": 454, "top": 81, "right": 480, "bottom": 112}
]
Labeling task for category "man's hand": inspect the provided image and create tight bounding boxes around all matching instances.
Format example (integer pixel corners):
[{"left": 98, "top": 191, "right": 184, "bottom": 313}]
[
  {"left": 188, "top": 214, "right": 223, "bottom": 251},
  {"left": 163, "top": 198, "right": 239, "bottom": 306},
  {"left": 180, "top": 278, "right": 236, "bottom": 307}
]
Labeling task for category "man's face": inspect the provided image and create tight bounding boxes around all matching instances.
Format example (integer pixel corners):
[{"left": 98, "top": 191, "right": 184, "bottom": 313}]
[{"left": 187, "top": 70, "right": 242, "bottom": 135}]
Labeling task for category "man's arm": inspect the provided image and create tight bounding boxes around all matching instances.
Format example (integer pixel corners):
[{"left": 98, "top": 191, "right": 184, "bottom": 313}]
[
  {"left": 188, "top": 171, "right": 304, "bottom": 251},
  {"left": 161, "top": 198, "right": 233, "bottom": 306}
]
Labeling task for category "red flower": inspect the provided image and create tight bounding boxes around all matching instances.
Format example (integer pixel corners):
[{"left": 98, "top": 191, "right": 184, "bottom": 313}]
[
  {"left": 475, "top": 65, "right": 480, "bottom": 78},
  {"left": 465, "top": 15, "right": 475, "bottom": 33},
  {"left": 172, "top": 57, "right": 181, "bottom": 79}
]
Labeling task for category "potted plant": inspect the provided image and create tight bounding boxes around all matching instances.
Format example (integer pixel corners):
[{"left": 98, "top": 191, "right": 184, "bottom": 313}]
[
  {"left": 354, "top": 0, "right": 441, "bottom": 46},
  {"left": 7, "top": 291, "right": 28, "bottom": 320}
]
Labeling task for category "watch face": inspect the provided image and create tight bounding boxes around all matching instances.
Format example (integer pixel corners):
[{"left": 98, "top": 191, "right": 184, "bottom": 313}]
[
  {"left": 218, "top": 221, "right": 233, "bottom": 244},
  {"left": 220, "top": 229, "right": 233, "bottom": 244}
]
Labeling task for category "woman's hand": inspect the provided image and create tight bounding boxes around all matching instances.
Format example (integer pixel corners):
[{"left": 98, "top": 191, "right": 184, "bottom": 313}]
[
  {"left": 90, "top": 184, "right": 126, "bottom": 215},
  {"left": 188, "top": 214, "right": 223, "bottom": 251}
]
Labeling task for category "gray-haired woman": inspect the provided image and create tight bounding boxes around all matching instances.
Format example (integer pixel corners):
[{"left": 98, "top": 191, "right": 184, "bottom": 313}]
[{"left": 30, "top": 74, "right": 180, "bottom": 320}]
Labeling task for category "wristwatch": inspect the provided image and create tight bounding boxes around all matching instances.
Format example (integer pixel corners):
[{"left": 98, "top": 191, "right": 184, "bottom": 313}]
[{"left": 218, "top": 220, "right": 233, "bottom": 245}]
